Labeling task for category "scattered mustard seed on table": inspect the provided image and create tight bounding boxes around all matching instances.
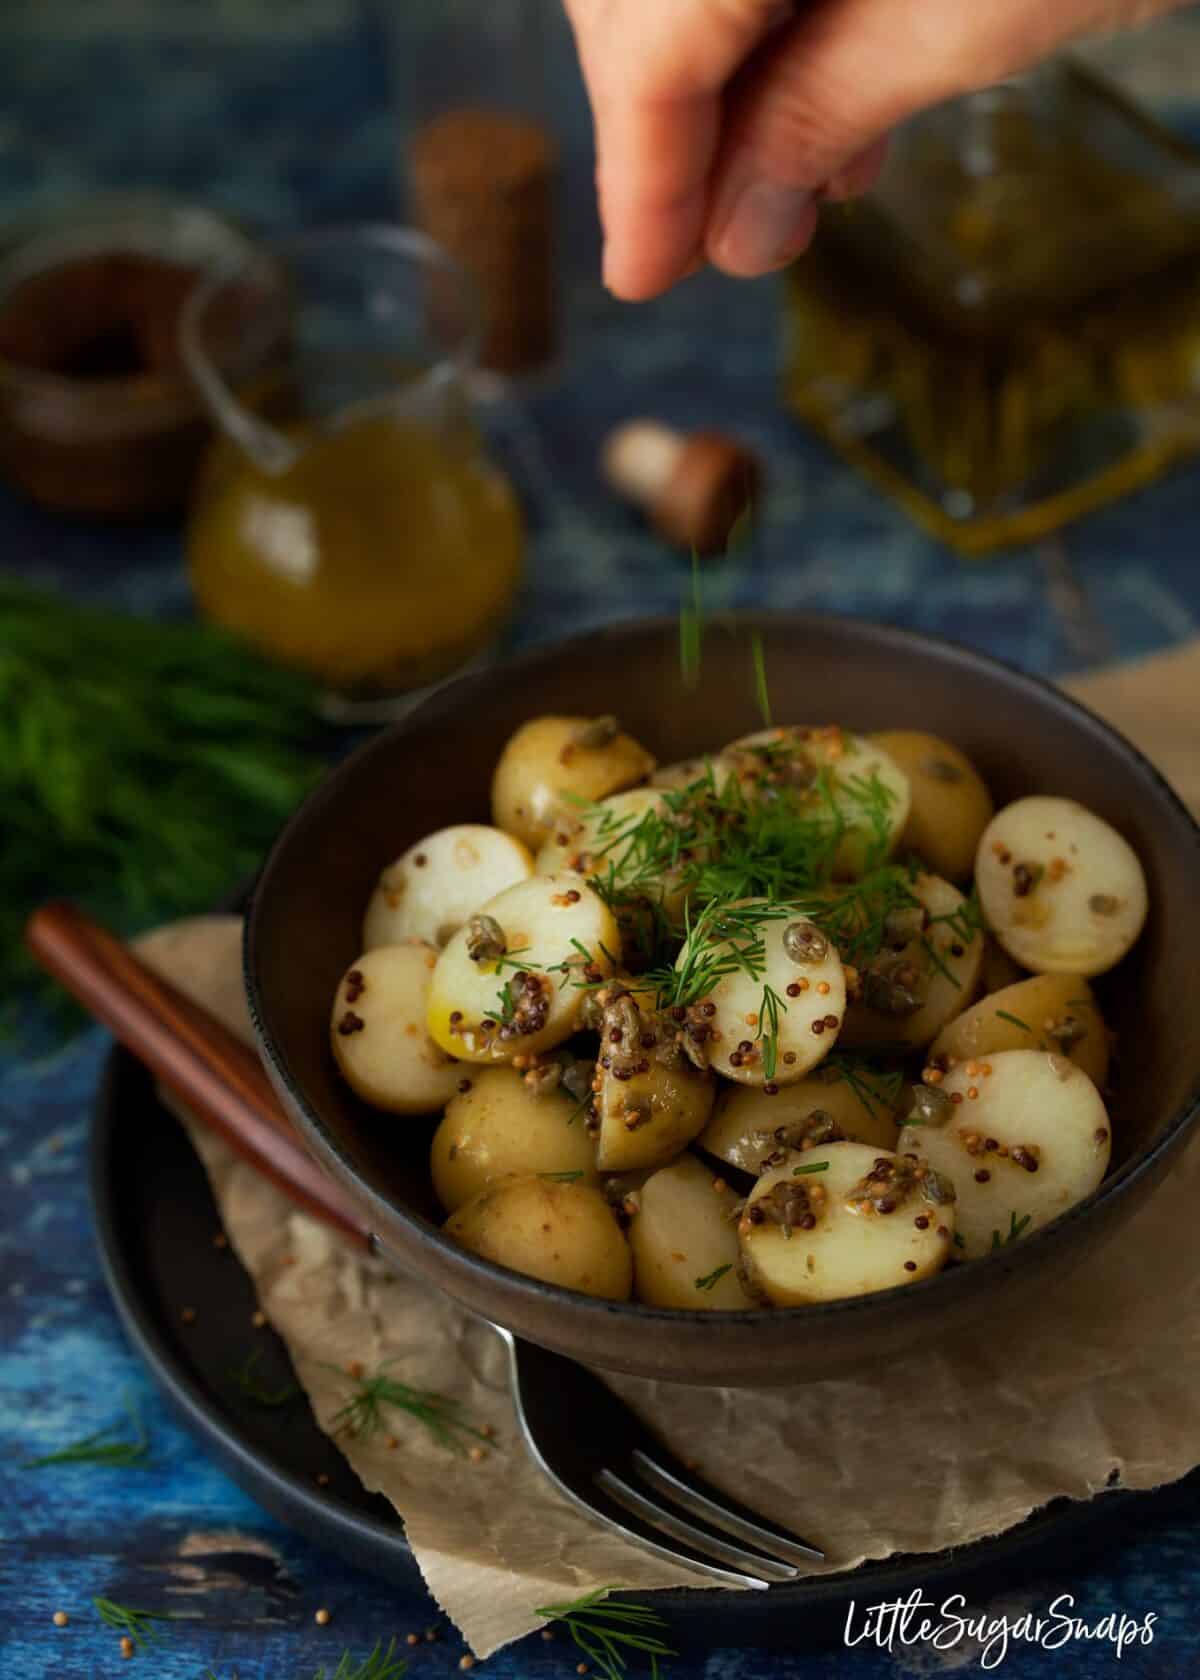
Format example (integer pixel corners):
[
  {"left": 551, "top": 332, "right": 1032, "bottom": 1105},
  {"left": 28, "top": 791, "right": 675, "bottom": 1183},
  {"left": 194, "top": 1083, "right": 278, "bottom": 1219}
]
[
  {"left": 314, "top": 1607, "right": 332, "bottom": 1626},
  {"left": 52, "top": 1610, "right": 69, "bottom": 1627}
]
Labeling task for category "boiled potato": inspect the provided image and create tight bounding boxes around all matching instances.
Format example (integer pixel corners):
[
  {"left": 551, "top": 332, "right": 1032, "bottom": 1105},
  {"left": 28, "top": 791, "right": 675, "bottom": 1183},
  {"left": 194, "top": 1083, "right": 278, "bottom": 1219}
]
[
  {"left": 491, "top": 714, "right": 655, "bottom": 851},
  {"left": 426, "top": 875, "right": 619, "bottom": 1063},
  {"left": 722, "top": 726, "right": 910, "bottom": 877},
  {"left": 699, "top": 1060, "right": 901, "bottom": 1175},
  {"left": 739, "top": 1141, "right": 955, "bottom": 1305},
  {"left": 689, "top": 903, "right": 847, "bottom": 1087},
  {"left": 929, "top": 973, "right": 1109, "bottom": 1089},
  {"left": 980, "top": 935, "right": 1026, "bottom": 995},
  {"left": 868, "top": 730, "right": 994, "bottom": 881},
  {"left": 363, "top": 824, "right": 533, "bottom": 951},
  {"left": 534, "top": 786, "right": 687, "bottom": 930},
  {"left": 628, "top": 1153, "right": 757, "bottom": 1310},
  {"left": 593, "top": 987, "right": 716, "bottom": 1172},
  {"left": 331, "top": 944, "right": 461, "bottom": 1113},
  {"left": 650, "top": 755, "right": 736, "bottom": 794},
  {"left": 975, "top": 796, "right": 1148, "bottom": 976},
  {"left": 430, "top": 1065, "right": 599, "bottom": 1213},
  {"left": 445, "top": 1174, "right": 632, "bottom": 1300},
  {"left": 839, "top": 873, "right": 984, "bottom": 1052},
  {"left": 896, "top": 1049, "right": 1111, "bottom": 1259}
]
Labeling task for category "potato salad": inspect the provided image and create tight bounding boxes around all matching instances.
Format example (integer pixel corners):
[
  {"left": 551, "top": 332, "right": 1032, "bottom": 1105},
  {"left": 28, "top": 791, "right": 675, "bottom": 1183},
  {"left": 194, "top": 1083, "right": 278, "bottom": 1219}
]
[{"left": 330, "top": 716, "right": 1147, "bottom": 1309}]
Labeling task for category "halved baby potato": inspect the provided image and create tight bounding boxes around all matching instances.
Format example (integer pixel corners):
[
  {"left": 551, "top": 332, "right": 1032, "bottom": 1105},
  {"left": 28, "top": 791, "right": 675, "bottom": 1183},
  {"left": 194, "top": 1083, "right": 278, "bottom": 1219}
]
[
  {"left": 628, "top": 1153, "right": 757, "bottom": 1310},
  {"left": 975, "top": 796, "right": 1148, "bottom": 976},
  {"left": 839, "top": 873, "right": 984, "bottom": 1052},
  {"left": 699, "top": 1059, "right": 901, "bottom": 1175},
  {"left": 896, "top": 1049, "right": 1111, "bottom": 1259},
  {"left": 929, "top": 972, "right": 1109, "bottom": 1089},
  {"left": 363, "top": 824, "right": 533, "bottom": 951},
  {"left": 592, "top": 988, "right": 716, "bottom": 1172},
  {"left": 722, "top": 726, "right": 911, "bottom": 878},
  {"left": 445, "top": 1174, "right": 633, "bottom": 1300},
  {"left": 868, "top": 730, "right": 994, "bottom": 882},
  {"left": 426, "top": 875, "right": 619, "bottom": 1064},
  {"left": 739, "top": 1140, "right": 955, "bottom": 1305},
  {"left": 331, "top": 944, "right": 461, "bottom": 1114},
  {"left": 430, "top": 1065, "right": 599, "bottom": 1213},
  {"left": 491, "top": 714, "right": 655, "bottom": 851},
  {"left": 688, "top": 903, "right": 847, "bottom": 1087}
]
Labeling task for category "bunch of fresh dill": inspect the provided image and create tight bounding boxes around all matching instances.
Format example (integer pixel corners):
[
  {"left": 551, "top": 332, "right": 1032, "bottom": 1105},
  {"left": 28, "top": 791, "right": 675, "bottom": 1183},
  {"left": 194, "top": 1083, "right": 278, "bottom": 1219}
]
[{"left": 1, "top": 578, "right": 325, "bottom": 1031}]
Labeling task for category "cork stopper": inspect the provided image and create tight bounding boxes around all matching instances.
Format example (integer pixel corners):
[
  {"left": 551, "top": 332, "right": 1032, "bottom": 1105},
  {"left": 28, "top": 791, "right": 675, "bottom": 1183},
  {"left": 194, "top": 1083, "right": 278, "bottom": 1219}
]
[
  {"left": 409, "top": 108, "right": 558, "bottom": 376},
  {"left": 602, "top": 420, "right": 762, "bottom": 554}
]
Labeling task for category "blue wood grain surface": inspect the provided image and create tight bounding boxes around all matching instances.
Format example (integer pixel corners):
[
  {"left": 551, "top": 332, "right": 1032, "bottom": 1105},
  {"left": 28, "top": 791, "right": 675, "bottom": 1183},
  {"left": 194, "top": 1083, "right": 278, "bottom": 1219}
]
[{"left": 2, "top": 5, "right": 1200, "bottom": 1675}]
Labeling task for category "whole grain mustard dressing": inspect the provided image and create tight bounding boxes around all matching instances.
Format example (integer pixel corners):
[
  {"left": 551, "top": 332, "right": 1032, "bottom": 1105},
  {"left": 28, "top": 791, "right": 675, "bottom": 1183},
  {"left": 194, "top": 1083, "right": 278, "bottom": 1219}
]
[{"left": 188, "top": 408, "right": 522, "bottom": 690}]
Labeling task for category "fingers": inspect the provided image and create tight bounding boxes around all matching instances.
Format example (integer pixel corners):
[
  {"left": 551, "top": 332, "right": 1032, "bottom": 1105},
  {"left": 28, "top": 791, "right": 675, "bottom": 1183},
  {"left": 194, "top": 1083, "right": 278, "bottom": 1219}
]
[{"left": 565, "top": 0, "right": 792, "bottom": 299}]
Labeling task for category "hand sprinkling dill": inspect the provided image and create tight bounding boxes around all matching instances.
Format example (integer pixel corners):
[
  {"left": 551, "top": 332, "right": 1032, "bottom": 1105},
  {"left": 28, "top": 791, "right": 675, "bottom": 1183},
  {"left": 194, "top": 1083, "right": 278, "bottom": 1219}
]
[
  {"left": 749, "top": 631, "right": 772, "bottom": 726},
  {"left": 694, "top": 1264, "right": 732, "bottom": 1292},
  {"left": 227, "top": 1349, "right": 298, "bottom": 1409},
  {"left": 991, "top": 1212, "right": 1032, "bottom": 1248},
  {"left": 23, "top": 1398, "right": 149, "bottom": 1469},
  {"left": 325, "top": 1361, "right": 490, "bottom": 1455},
  {"left": 535, "top": 1588, "right": 675, "bottom": 1680},
  {"left": 93, "top": 1598, "right": 175, "bottom": 1649}
]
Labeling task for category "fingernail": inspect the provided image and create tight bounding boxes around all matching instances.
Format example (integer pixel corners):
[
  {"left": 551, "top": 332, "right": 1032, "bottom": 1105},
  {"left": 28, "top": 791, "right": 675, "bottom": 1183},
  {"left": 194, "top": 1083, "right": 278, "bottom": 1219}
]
[{"left": 710, "top": 175, "right": 815, "bottom": 275}]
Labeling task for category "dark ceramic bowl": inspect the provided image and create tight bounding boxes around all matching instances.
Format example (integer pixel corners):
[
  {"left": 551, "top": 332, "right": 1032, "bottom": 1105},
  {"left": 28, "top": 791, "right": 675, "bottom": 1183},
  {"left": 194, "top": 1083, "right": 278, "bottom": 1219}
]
[{"left": 246, "top": 613, "right": 1200, "bottom": 1386}]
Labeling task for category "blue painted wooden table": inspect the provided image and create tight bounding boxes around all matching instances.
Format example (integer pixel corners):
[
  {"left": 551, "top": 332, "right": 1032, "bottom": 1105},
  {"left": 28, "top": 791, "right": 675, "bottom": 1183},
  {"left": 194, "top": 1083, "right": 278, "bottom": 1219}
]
[{"left": 3, "top": 4, "right": 1200, "bottom": 1676}]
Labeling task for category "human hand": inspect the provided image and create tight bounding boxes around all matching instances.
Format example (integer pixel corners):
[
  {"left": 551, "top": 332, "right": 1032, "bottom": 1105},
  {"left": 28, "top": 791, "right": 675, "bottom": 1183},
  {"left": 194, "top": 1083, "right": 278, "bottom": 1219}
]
[{"left": 563, "top": 0, "right": 1187, "bottom": 299}]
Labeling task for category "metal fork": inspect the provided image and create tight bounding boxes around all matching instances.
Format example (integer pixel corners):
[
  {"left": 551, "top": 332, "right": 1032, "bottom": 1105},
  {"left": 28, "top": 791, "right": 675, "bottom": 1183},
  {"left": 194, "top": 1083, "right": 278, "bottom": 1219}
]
[
  {"left": 24, "top": 903, "right": 824, "bottom": 1592},
  {"left": 496, "top": 1325, "right": 824, "bottom": 1588}
]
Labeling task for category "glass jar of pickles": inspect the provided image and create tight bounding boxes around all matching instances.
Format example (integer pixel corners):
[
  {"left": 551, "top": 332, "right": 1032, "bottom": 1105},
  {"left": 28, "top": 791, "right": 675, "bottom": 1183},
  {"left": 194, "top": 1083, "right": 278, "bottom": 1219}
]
[{"left": 181, "top": 227, "right": 522, "bottom": 709}]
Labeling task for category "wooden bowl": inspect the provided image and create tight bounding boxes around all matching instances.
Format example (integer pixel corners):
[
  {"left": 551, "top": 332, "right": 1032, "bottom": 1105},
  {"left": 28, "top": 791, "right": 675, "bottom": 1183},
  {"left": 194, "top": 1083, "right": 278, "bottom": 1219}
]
[{"left": 246, "top": 614, "right": 1200, "bottom": 1385}]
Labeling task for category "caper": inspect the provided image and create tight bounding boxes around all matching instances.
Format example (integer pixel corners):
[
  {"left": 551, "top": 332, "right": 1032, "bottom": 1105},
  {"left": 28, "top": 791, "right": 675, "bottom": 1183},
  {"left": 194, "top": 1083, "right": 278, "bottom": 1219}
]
[
  {"left": 783, "top": 919, "right": 829, "bottom": 965},
  {"left": 862, "top": 968, "right": 923, "bottom": 1016},
  {"left": 882, "top": 904, "right": 927, "bottom": 949},
  {"left": 922, "top": 756, "right": 963, "bottom": 783},
  {"left": 920, "top": 1168, "right": 957, "bottom": 1206},
  {"left": 465, "top": 913, "right": 507, "bottom": 964},
  {"left": 573, "top": 714, "right": 620, "bottom": 749},
  {"left": 1045, "top": 1014, "right": 1086, "bottom": 1050},
  {"left": 1088, "top": 893, "right": 1119, "bottom": 917}
]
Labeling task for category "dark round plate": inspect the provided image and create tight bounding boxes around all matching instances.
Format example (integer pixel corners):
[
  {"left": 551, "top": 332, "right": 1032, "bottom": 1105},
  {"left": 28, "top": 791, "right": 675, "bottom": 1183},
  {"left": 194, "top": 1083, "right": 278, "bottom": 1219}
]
[{"left": 91, "top": 1041, "right": 1198, "bottom": 1644}]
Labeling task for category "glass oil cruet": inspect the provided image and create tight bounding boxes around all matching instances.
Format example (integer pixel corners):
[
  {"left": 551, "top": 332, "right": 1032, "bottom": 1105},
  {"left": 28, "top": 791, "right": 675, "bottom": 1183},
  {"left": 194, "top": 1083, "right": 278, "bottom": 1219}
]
[{"left": 181, "top": 226, "right": 523, "bottom": 711}]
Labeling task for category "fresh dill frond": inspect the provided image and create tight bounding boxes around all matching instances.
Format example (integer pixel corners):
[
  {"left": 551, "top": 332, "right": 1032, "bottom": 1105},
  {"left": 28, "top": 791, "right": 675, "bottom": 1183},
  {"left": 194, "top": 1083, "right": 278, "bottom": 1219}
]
[
  {"left": 994, "top": 1010, "right": 1032, "bottom": 1033},
  {"left": 539, "top": 1169, "right": 585, "bottom": 1183},
  {"left": 756, "top": 982, "right": 786, "bottom": 1080},
  {"left": 694, "top": 1264, "right": 732, "bottom": 1292},
  {"left": 227, "top": 1350, "right": 298, "bottom": 1409},
  {"left": 326, "top": 1362, "right": 489, "bottom": 1456},
  {"left": 314, "top": 1639, "right": 408, "bottom": 1679},
  {"left": 991, "top": 1212, "right": 1032, "bottom": 1249},
  {"left": 824, "top": 1054, "right": 905, "bottom": 1123},
  {"left": 92, "top": 1597, "right": 174, "bottom": 1649},
  {"left": 792, "top": 1161, "right": 830, "bottom": 1176},
  {"left": 23, "top": 1399, "right": 149, "bottom": 1469},
  {"left": 535, "top": 1588, "right": 675, "bottom": 1680}
]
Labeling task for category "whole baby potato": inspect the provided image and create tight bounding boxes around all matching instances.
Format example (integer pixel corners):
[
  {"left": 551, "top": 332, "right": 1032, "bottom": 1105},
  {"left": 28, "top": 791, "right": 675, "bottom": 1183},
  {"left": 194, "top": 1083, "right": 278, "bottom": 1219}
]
[
  {"left": 628, "top": 1153, "right": 756, "bottom": 1310},
  {"left": 929, "top": 973, "right": 1109, "bottom": 1089},
  {"left": 445, "top": 1175, "right": 633, "bottom": 1300},
  {"left": 868, "top": 731, "right": 994, "bottom": 882},
  {"left": 491, "top": 714, "right": 655, "bottom": 851},
  {"left": 430, "top": 1065, "right": 599, "bottom": 1213}
]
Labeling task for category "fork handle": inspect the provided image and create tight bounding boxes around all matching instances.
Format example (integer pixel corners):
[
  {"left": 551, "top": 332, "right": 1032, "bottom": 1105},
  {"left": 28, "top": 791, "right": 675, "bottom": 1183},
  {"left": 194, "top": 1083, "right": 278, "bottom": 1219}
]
[{"left": 24, "top": 901, "right": 373, "bottom": 1252}]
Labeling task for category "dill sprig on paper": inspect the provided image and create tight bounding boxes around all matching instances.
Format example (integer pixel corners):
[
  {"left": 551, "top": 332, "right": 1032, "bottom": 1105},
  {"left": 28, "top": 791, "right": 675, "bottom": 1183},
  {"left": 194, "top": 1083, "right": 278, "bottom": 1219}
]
[
  {"left": 22, "top": 1400, "right": 150, "bottom": 1469},
  {"left": 1, "top": 578, "right": 323, "bottom": 1032},
  {"left": 535, "top": 1588, "right": 675, "bottom": 1680},
  {"left": 93, "top": 1597, "right": 174, "bottom": 1649},
  {"left": 326, "top": 1362, "right": 489, "bottom": 1456}
]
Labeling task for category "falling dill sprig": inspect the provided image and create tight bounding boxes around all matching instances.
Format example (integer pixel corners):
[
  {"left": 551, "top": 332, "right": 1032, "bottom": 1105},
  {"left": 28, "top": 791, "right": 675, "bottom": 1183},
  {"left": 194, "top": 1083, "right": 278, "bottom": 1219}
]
[
  {"left": 23, "top": 1399, "right": 150, "bottom": 1469},
  {"left": 995, "top": 1010, "right": 1032, "bottom": 1033},
  {"left": 535, "top": 1588, "right": 675, "bottom": 1680},
  {"left": 227, "top": 1350, "right": 298, "bottom": 1409},
  {"left": 313, "top": 1639, "right": 409, "bottom": 1680},
  {"left": 92, "top": 1597, "right": 174, "bottom": 1650},
  {"left": 991, "top": 1212, "right": 1032, "bottom": 1249},
  {"left": 325, "top": 1362, "right": 489, "bottom": 1456},
  {"left": 694, "top": 1264, "right": 733, "bottom": 1292},
  {"left": 749, "top": 632, "right": 772, "bottom": 727},
  {"left": 679, "top": 553, "right": 704, "bottom": 686}
]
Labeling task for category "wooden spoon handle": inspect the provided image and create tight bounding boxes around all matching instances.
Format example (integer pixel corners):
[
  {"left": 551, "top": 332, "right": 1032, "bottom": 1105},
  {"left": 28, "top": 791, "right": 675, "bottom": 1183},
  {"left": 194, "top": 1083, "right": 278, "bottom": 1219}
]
[{"left": 25, "top": 901, "right": 372, "bottom": 1252}]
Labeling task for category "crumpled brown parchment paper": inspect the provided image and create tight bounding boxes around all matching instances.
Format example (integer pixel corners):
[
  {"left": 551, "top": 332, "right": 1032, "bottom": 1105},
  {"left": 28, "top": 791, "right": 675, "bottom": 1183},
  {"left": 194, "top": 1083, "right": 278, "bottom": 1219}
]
[{"left": 132, "top": 640, "right": 1200, "bottom": 1660}]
